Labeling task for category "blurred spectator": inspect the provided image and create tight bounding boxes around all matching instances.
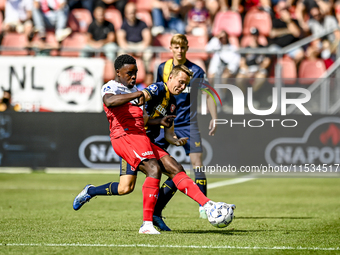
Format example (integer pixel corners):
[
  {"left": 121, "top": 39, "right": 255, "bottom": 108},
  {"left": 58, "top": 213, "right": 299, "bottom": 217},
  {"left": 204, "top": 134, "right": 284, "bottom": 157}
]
[
  {"left": 335, "top": 1, "right": 340, "bottom": 25},
  {"left": 32, "top": 0, "right": 72, "bottom": 47},
  {"left": 307, "top": 6, "right": 340, "bottom": 42},
  {"left": 180, "top": 0, "right": 220, "bottom": 20},
  {"left": 80, "top": 5, "right": 117, "bottom": 62},
  {"left": 116, "top": 2, "right": 153, "bottom": 71},
  {"left": 232, "top": 0, "right": 272, "bottom": 14},
  {"left": 185, "top": 0, "right": 211, "bottom": 37},
  {"left": 268, "top": 1, "right": 304, "bottom": 63},
  {"left": 0, "top": 0, "right": 34, "bottom": 48},
  {"left": 219, "top": 0, "right": 240, "bottom": 12},
  {"left": 205, "top": 0, "right": 220, "bottom": 19},
  {"left": 136, "top": 71, "right": 154, "bottom": 90},
  {"left": 97, "top": 0, "right": 128, "bottom": 19},
  {"left": 295, "top": 0, "right": 331, "bottom": 32},
  {"left": 0, "top": 90, "right": 20, "bottom": 112},
  {"left": 205, "top": 30, "right": 240, "bottom": 82},
  {"left": 304, "top": 6, "right": 339, "bottom": 63},
  {"left": 151, "top": 0, "right": 186, "bottom": 36},
  {"left": 67, "top": 0, "right": 95, "bottom": 13},
  {"left": 236, "top": 27, "right": 271, "bottom": 92}
]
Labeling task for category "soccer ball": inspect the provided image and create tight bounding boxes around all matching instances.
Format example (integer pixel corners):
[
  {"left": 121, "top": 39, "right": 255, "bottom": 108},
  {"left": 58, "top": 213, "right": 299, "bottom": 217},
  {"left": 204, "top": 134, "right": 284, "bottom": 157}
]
[{"left": 207, "top": 202, "right": 234, "bottom": 228}]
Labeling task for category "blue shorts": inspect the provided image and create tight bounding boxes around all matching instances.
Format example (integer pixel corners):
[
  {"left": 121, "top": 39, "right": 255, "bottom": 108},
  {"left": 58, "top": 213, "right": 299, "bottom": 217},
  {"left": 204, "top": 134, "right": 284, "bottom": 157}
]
[
  {"left": 154, "top": 124, "right": 203, "bottom": 156},
  {"left": 120, "top": 157, "right": 137, "bottom": 176}
]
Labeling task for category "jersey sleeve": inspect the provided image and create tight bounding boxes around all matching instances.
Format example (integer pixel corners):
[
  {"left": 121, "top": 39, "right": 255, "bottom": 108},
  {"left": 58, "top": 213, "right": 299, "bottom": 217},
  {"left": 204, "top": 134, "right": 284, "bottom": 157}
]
[
  {"left": 143, "top": 83, "right": 163, "bottom": 100},
  {"left": 156, "top": 63, "right": 164, "bottom": 82},
  {"left": 192, "top": 67, "right": 209, "bottom": 89},
  {"left": 101, "top": 81, "right": 118, "bottom": 98}
]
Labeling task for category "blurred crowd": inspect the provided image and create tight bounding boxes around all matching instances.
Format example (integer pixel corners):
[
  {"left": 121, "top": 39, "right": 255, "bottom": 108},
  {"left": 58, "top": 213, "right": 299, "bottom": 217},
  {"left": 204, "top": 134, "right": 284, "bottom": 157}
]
[{"left": 0, "top": 0, "right": 339, "bottom": 103}]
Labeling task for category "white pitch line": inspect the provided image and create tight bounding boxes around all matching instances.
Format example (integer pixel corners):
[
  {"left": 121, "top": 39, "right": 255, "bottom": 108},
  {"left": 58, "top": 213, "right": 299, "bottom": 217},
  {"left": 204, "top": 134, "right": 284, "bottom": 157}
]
[
  {"left": 0, "top": 243, "right": 339, "bottom": 251},
  {"left": 0, "top": 176, "right": 256, "bottom": 190},
  {"left": 0, "top": 187, "right": 79, "bottom": 190},
  {"left": 207, "top": 176, "right": 256, "bottom": 190}
]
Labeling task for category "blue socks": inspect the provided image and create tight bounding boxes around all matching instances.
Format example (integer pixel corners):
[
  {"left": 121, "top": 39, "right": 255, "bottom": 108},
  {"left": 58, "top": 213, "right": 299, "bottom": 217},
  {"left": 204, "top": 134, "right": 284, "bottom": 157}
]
[
  {"left": 153, "top": 177, "right": 178, "bottom": 216},
  {"left": 88, "top": 182, "right": 119, "bottom": 196},
  {"left": 153, "top": 169, "right": 208, "bottom": 216}
]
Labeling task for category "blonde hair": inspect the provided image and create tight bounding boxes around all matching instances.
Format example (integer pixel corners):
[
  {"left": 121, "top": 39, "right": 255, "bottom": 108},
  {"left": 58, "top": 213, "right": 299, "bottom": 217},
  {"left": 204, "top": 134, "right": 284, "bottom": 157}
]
[
  {"left": 170, "top": 65, "right": 193, "bottom": 79},
  {"left": 170, "top": 34, "right": 189, "bottom": 46}
]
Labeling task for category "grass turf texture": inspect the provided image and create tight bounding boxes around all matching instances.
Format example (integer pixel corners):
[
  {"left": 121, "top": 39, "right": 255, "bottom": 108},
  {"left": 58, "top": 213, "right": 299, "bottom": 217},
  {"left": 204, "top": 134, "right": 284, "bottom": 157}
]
[{"left": 0, "top": 172, "right": 339, "bottom": 254}]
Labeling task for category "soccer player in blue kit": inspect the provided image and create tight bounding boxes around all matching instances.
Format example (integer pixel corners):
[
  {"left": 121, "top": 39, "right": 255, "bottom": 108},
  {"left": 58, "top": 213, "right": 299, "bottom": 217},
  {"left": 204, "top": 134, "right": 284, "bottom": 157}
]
[{"left": 152, "top": 34, "right": 218, "bottom": 228}]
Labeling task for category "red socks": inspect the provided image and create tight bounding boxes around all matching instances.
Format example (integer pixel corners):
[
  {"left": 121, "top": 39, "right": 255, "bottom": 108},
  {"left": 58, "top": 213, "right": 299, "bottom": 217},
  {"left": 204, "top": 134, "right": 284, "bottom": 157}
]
[
  {"left": 172, "top": 172, "right": 210, "bottom": 206},
  {"left": 142, "top": 177, "right": 160, "bottom": 221}
]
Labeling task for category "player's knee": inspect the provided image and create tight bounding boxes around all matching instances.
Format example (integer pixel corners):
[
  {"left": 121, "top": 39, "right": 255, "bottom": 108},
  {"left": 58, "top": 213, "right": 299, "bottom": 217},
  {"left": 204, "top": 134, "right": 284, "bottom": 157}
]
[
  {"left": 166, "top": 160, "right": 185, "bottom": 177},
  {"left": 120, "top": 185, "right": 135, "bottom": 195},
  {"left": 118, "top": 183, "right": 135, "bottom": 195},
  {"left": 144, "top": 159, "right": 161, "bottom": 179}
]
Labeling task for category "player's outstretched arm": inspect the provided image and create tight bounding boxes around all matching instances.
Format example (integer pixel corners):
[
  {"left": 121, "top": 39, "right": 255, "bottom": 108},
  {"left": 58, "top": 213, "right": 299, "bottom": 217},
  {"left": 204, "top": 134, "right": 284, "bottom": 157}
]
[
  {"left": 204, "top": 90, "right": 218, "bottom": 136},
  {"left": 164, "top": 123, "right": 188, "bottom": 146},
  {"left": 147, "top": 115, "right": 176, "bottom": 127},
  {"left": 103, "top": 91, "right": 144, "bottom": 107}
]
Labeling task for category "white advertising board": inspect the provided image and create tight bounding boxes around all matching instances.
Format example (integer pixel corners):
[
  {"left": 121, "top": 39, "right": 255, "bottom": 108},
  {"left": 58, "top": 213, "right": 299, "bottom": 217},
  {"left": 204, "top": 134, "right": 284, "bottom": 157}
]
[{"left": 0, "top": 56, "right": 105, "bottom": 112}]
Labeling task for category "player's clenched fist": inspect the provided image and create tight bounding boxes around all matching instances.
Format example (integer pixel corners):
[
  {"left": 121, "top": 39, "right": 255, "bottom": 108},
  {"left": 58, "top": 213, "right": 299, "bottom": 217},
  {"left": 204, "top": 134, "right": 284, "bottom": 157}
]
[
  {"left": 160, "top": 115, "right": 176, "bottom": 128},
  {"left": 134, "top": 91, "right": 145, "bottom": 106},
  {"left": 174, "top": 137, "right": 188, "bottom": 146}
]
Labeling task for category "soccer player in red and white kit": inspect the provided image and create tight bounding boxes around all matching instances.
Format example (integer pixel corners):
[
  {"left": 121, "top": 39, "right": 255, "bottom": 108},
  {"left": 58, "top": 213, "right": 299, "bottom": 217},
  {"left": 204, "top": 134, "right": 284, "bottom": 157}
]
[{"left": 74, "top": 54, "right": 230, "bottom": 234}]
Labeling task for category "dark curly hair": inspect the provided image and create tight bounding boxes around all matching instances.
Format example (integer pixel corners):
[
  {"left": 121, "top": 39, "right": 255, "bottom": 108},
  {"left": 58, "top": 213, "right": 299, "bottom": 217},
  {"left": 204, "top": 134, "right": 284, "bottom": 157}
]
[{"left": 114, "top": 54, "right": 136, "bottom": 70}]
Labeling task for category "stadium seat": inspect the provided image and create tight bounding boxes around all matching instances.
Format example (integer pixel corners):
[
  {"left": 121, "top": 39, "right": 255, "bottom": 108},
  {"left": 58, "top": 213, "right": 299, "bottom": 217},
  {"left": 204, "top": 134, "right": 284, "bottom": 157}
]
[
  {"left": 280, "top": 56, "right": 297, "bottom": 84},
  {"left": 136, "top": 11, "right": 153, "bottom": 27},
  {"left": 68, "top": 8, "right": 93, "bottom": 33},
  {"left": 186, "top": 35, "right": 209, "bottom": 60},
  {"left": 105, "top": 8, "right": 123, "bottom": 31},
  {"left": 60, "top": 32, "right": 87, "bottom": 57},
  {"left": 43, "top": 32, "right": 59, "bottom": 56},
  {"left": 212, "top": 11, "right": 242, "bottom": 37},
  {"left": 153, "top": 33, "right": 172, "bottom": 47},
  {"left": 243, "top": 8, "right": 272, "bottom": 36},
  {"left": 1, "top": 33, "right": 29, "bottom": 56},
  {"left": 134, "top": 0, "right": 153, "bottom": 12},
  {"left": 298, "top": 58, "right": 326, "bottom": 84},
  {"left": 190, "top": 58, "right": 207, "bottom": 73},
  {"left": 0, "top": 0, "right": 5, "bottom": 10},
  {"left": 228, "top": 36, "right": 240, "bottom": 48},
  {"left": 240, "top": 34, "right": 268, "bottom": 47},
  {"left": 30, "top": 32, "right": 59, "bottom": 56},
  {"left": 269, "top": 56, "right": 297, "bottom": 85},
  {"left": 103, "top": 59, "right": 115, "bottom": 82},
  {"left": 153, "top": 33, "right": 173, "bottom": 59},
  {"left": 135, "top": 57, "right": 146, "bottom": 84}
]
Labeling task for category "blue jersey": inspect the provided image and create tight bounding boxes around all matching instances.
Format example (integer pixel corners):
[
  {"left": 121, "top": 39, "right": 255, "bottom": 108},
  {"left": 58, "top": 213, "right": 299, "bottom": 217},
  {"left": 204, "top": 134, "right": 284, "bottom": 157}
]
[
  {"left": 143, "top": 82, "right": 177, "bottom": 143},
  {"left": 156, "top": 59, "right": 206, "bottom": 127}
]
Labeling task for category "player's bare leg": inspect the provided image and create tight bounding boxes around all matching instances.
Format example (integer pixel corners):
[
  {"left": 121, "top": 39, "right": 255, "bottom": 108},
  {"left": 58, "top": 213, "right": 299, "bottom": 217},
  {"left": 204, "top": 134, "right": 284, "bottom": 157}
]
[{"left": 118, "top": 175, "right": 136, "bottom": 195}]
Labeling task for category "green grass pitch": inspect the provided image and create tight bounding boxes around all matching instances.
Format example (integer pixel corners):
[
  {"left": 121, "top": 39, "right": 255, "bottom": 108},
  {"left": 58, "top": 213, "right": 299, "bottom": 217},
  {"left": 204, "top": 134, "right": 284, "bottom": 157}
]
[{"left": 0, "top": 172, "right": 339, "bottom": 254}]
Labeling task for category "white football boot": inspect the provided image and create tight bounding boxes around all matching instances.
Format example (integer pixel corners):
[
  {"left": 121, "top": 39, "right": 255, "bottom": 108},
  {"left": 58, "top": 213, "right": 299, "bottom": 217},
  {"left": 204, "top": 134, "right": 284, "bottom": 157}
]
[{"left": 139, "top": 221, "right": 161, "bottom": 234}]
